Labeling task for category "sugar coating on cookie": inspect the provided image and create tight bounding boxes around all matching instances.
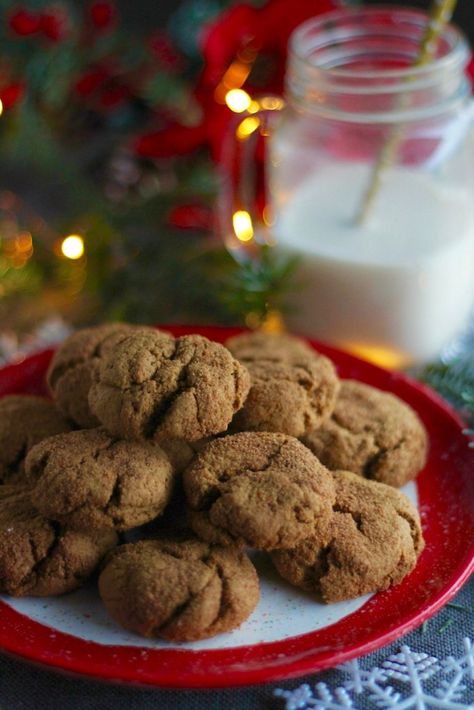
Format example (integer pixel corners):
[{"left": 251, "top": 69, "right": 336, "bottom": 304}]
[
  {"left": 47, "top": 323, "right": 160, "bottom": 428},
  {"left": 27, "top": 428, "right": 175, "bottom": 531},
  {"left": 302, "top": 380, "right": 428, "bottom": 487},
  {"left": 159, "top": 439, "right": 195, "bottom": 474},
  {"left": 0, "top": 395, "right": 72, "bottom": 484},
  {"left": 0, "top": 484, "right": 117, "bottom": 596},
  {"left": 184, "top": 432, "right": 335, "bottom": 550},
  {"left": 231, "top": 355, "right": 340, "bottom": 437},
  {"left": 225, "top": 331, "right": 315, "bottom": 362},
  {"left": 271, "top": 470, "right": 424, "bottom": 603},
  {"left": 98, "top": 537, "right": 259, "bottom": 641},
  {"left": 88, "top": 332, "right": 250, "bottom": 443}
]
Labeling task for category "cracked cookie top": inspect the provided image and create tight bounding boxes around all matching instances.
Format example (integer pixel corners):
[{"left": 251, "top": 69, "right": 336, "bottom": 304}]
[
  {"left": 98, "top": 536, "right": 259, "bottom": 641},
  {"left": 183, "top": 432, "right": 335, "bottom": 550},
  {"left": 225, "top": 331, "right": 315, "bottom": 363},
  {"left": 0, "top": 484, "right": 117, "bottom": 596},
  {"left": 47, "top": 323, "right": 160, "bottom": 428},
  {"left": 230, "top": 354, "right": 340, "bottom": 437},
  {"left": 271, "top": 470, "right": 424, "bottom": 603},
  {"left": 0, "top": 395, "right": 72, "bottom": 484},
  {"left": 27, "top": 428, "right": 175, "bottom": 531},
  {"left": 301, "top": 380, "right": 428, "bottom": 487},
  {"left": 88, "top": 332, "right": 251, "bottom": 443}
]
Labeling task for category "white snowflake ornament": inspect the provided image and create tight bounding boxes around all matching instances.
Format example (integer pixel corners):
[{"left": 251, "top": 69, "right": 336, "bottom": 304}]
[{"left": 274, "top": 637, "right": 474, "bottom": 710}]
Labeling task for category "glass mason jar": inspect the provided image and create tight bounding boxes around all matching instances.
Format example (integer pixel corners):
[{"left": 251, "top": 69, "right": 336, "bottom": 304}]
[{"left": 225, "top": 6, "right": 474, "bottom": 368}]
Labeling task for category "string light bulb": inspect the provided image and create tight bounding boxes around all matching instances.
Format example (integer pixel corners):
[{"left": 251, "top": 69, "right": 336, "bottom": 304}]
[
  {"left": 225, "top": 88, "right": 251, "bottom": 113},
  {"left": 236, "top": 116, "right": 261, "bottom": 140},
  {"left": 61, "top": 234, "right": 84, "bottom": 260},
  {"left": 233, "top": 210, "right": 254, "bottom": 242},
  {"left": 259, "top": 96, "right": 285, "bottom": 111}
]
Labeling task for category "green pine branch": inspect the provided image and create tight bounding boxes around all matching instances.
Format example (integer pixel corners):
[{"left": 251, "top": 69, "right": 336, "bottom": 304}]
[
  {"left": 194, "top": 245, "right": 299, "bottom": 325},
  {"left": 419, "top": 358, "right": 474, "bottom": 418}
]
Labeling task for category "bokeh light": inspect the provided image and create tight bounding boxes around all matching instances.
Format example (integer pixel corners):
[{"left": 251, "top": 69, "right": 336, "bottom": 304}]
[
  {"left": 225, "top": 89, "right": 251, "bottom": 113},
  {"left": 61, "top": 234, "right": 84, "bottom": 260},
  {"left": 232, "top": 210, "right": 254, "bottom": 242},
  {"left": 236, "top": 116, "right": 261, "bottom": 140}
]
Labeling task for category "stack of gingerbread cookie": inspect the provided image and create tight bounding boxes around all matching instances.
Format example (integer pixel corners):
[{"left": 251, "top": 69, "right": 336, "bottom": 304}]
[{"left": 0, "top": 324, "right": 428, "bottom": 642}]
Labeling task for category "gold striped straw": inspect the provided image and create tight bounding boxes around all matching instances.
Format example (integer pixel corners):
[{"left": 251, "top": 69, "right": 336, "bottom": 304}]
[{"left": 355, "top": 0, "right": 459, "bottom": 226}]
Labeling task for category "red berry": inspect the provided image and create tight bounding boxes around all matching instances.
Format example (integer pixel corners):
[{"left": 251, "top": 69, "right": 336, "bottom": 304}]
[
  {"left": 8, "top": 8, "right": 41, "bottom": 36},
  {"left": 40, "top": 6, "right": 70, "bottom": 42},
  {"left": 75, "top": 68, "right": 108, "bottom": 97},
  {"left": 168, "top": 204, "right": 213, "bottom": 231},
  {"left": 0, "top": 82, "right": 25, "bottom": 109},
  {"left": 98, "top": 85, "right": 130, "bottom": 110},
  {"left": 150, "top": 31, "right": 182, "bottom": 72},
  {"left": 89, "top": 0, "right": 116, "bottom": 31}
]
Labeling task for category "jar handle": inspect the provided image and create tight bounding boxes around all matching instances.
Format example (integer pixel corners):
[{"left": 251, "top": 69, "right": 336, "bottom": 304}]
[{"left": 219, "top": 96, "right": 286, "bottom": 262}]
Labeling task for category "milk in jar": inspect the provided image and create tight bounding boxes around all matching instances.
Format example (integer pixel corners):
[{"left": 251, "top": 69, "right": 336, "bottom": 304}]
[
  {"left": 260, "top": 7, "right": 474, "bottom": 367},
  {"left": 272, "top": 162, "right": 474, "bottom": 367}
]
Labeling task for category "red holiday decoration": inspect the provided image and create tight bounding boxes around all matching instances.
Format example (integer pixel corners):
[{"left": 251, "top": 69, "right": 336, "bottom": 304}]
[
  {"left": 74, "top": 68, "right": 109, "bottom": 98},
  {"left": 98, "top": 84, "right": 131, "bottom": 111},
  {"left": 8, "top": 8, "right": 41, "bottom": 36},
  {"left": 40, "top": 6, "right": 70, "bottom": 42},
  {"left": 74, "top": 67, "right": 131, "bottom": 112},
  {"left": 0, "top": 82, "right": 25, "bottom": 110},
  {"left": 134, "top": 0, "right": 338, "bottom": 164},
  {"left": 149, "top": 31, "right": 183, "bottom": 73},
  {"left": 167, "top": 203, "right": 213, "bottom": 231},
  {"left": 88, "top": 0, "right": 117, "bottom": 32},
  {"left": 467, "top": 54, "right": 474, "bottom": 83},
  {"left": 135, "top": 123, "right": 207, "bottom": 159},
  {"left": 200, "top": 3, "right": 257, "bottom": 89}
]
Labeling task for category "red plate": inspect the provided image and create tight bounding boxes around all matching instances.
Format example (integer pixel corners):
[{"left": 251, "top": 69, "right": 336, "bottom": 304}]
[{"left": 0, "top": 325, "right": 472, "bottom": 688}]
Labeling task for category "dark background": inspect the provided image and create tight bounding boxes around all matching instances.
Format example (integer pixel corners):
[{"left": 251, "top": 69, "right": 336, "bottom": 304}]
[
  {"left": 115, "top": 0, "right": 474, "bottom": 44},
  {"left": 365, "top": 0, "right": 474, "bottom": 41}
]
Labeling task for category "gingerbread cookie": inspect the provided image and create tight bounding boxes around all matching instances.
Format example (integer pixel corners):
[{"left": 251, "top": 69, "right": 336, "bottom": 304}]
[
  {"left": 0, "top": 395, "right": 71, "bottom": 484},
  {"left": 0, "top": 484, "right": 117, "bottom": 596},
  {"left": 184, "top": 432, "right": 335, "bottom": 550},
  {"left": 159, "top": 439, "right": 195, "bottom": 474},
  {"left": 302, "top": 380, "right": 428, "bottom": 487},
  {"left": 89, "top": 332, "right": 250, "bottom": 443},
  {"left": 27, "top": 428, "right": 175, "bottom": 531},
  {"left": 47, "top": 323, "right": 160, "bottom": 428},
  {"left": 231, "top": 355, "right": 340, "bottom": 437},
  {"left": 98, "top": 537, "right": 259, "bottom": 641},
  {"left": 271, "top": 470, "right": 424, "bottom": 603},
  {"left": 225, "top": 331, "right": 315, "bottom": 363}
]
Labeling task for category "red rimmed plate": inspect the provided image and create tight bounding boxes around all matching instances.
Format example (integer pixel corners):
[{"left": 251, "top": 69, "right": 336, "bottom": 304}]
[{"left": 0, "top": 325, "right": 472, "bottom": 688}]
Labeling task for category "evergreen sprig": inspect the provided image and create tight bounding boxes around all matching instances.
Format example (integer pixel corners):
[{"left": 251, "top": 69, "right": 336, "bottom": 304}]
[
  {"left": 213, "top": 246, "right": 298, "bottom": 325},
  {"left": 419, "top": 357, "right": 474, "bottom": 419}
]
